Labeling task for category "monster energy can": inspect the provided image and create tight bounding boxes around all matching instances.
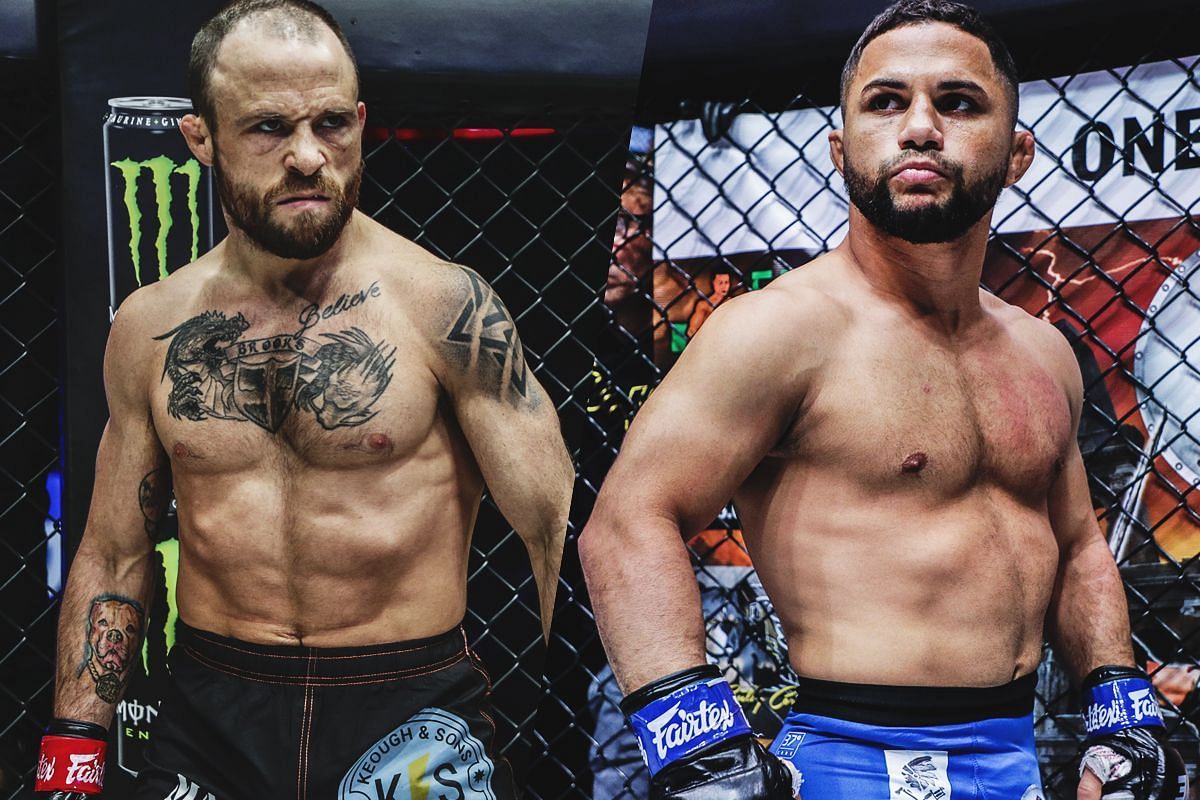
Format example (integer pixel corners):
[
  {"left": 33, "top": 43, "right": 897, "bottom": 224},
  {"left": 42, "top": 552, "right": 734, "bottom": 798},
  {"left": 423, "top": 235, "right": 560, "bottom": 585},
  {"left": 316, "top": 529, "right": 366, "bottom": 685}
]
[{"left": 103, "top": 97, "right": 217, "bottom": 320}]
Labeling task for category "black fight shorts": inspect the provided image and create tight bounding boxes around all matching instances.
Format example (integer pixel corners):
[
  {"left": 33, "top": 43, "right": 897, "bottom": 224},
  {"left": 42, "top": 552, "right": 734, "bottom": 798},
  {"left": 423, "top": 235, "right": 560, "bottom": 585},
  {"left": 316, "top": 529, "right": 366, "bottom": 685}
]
[{"left": 131, "top": 620, "right": 518, "bottom": 800}]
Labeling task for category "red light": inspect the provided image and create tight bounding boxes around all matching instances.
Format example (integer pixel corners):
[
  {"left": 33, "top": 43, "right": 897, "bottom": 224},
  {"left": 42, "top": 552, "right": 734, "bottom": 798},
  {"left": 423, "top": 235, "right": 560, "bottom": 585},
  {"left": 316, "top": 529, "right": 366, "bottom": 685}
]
[{"left": 366, "top": 127, "right": 558, "bottom": 142}]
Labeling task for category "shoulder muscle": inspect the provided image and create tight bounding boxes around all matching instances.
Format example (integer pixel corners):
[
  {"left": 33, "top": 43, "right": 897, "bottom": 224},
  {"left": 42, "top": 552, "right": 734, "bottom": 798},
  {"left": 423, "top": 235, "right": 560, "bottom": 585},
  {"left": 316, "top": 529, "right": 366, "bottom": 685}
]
[{"left": 418, "top": 263, "right": 535, "bottom": 410}]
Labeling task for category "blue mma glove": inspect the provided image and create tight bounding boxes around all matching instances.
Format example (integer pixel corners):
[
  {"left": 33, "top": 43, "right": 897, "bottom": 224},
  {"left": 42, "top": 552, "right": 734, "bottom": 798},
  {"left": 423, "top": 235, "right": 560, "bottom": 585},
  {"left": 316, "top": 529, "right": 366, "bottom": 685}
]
[
  {"left": 621, "top": 664, "right": 798, "bottom": 799},
  {"left": 1079, "top": 665, "right": 1187, "bottom": 800}
]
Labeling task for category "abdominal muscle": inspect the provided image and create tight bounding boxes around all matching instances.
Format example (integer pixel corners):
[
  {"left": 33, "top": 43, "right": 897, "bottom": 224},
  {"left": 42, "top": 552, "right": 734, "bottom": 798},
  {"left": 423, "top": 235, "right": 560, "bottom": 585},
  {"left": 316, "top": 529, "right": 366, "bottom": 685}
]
[
  {"left": 739, "top": 477, "right": 1060, "bottom": 688},
  {"left": 170, "top": 462, "right": 481, "bottom": 647}
]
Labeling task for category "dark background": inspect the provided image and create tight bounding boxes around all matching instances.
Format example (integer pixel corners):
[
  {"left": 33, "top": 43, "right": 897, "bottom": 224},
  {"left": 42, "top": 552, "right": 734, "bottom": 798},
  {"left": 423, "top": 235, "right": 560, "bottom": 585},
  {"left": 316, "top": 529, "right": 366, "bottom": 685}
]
[{"left": 637, "top": 0, "right": 1199, "bottom": 114}]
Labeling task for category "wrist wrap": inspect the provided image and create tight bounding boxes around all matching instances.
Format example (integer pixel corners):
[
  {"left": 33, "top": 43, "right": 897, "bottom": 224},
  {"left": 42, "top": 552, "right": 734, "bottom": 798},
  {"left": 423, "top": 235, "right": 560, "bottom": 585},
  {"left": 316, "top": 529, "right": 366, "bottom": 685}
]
[
  {"left": 621, "top": 665, "right": 752, "bottom": 776},
  {"left": 35, "top": 719, "right": 107, "bottom": 795},
  {"left": 1082, "top": 665, "right": 1165, "bottom": 738}
]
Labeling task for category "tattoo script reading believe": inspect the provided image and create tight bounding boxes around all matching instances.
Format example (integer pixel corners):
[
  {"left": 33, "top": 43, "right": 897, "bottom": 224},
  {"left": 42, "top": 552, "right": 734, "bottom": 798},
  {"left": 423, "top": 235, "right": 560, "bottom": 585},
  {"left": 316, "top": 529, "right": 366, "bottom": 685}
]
[{"left": 298, "top": 280, "right": 381, "bottom": 333}]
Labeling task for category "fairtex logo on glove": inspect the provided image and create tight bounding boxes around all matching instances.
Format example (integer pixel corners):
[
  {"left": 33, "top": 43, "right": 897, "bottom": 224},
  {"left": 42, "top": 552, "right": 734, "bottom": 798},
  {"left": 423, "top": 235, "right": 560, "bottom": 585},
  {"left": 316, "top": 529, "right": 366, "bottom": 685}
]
[
  {"left": 36, "top": 754, "right": 55, "bottom": 784},
  {"left": 628, "top": 679, "right": 752, "bottom": 775},
  {"left": 34, "top": 736, "right": 107, "bottom": 794},
  {"left": 1084, "top": 677, "right": 1165, "bottom": 737},
  {"left": 647, "top": 697, "right": 737, "bottom": 759}
]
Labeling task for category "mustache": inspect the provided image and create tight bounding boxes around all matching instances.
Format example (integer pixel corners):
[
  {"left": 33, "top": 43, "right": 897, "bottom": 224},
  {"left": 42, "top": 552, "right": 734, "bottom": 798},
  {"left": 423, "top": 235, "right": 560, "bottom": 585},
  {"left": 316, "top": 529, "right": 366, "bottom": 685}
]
[
  {"left": 264, "top": 173, "right": 342, "bottom": 204},
  {"left": 881, "top": 152, "right": 962, "bottom": 177}
]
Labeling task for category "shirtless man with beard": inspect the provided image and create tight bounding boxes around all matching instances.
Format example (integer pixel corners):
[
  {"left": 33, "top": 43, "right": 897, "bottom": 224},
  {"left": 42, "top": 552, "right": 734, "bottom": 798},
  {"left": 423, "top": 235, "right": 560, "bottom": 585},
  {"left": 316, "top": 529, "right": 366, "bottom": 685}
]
[
  {"left": 580, "top": 2, "right": 1185, "bottom": 798},
  {"left": 36, "top": 3, "right": 571, "bottom": 798}
]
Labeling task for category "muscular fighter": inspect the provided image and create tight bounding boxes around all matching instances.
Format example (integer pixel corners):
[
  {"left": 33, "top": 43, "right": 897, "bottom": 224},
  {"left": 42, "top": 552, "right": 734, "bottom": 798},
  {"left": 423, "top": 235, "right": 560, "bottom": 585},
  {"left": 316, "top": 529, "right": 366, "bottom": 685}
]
[
  {"left": 36, "top": 2, "right": 572, "bottom": 798},
  {"left": 580, "top": 2, "right": 1185, "bottom": 798}
]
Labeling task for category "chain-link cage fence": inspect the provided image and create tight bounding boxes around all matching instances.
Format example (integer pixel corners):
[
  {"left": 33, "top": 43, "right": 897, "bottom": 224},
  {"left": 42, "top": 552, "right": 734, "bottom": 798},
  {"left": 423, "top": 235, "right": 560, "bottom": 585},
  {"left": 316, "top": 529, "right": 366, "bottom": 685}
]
[
  {"left": 352, "top": 109, "right": 629, "bottom": 797},
  {"left": 579, "top": 30, "right": 1200, "bottom": 800},
  {"left": 0, "top": 67, "right": 62, "bottom": 799}
]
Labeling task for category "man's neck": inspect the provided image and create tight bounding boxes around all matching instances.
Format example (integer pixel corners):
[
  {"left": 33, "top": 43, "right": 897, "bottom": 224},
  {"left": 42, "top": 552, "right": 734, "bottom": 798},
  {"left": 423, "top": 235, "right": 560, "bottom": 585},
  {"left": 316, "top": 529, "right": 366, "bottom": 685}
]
[
  {"left": 220, "top": 211, "right": 363, "bottom": 302},
  {"left": 843, "top": 207, "right": 992, "bottom": 336}
]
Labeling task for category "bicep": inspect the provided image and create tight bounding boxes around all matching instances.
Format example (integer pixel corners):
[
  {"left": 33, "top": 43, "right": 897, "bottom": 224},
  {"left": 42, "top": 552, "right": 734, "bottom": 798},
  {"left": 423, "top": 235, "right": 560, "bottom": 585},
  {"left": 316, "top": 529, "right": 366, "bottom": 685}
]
[
  {"left": 86, "top": 417, "right": 168, "bottom": 553},
  {"left": 1046, "top": 441, "right": 1104, "bottom": 555},
  {"left": 84, "top": 313, "right": 169, "bottom": 556},
  {"left": 432, "top": 267, "right": 570, "bottom": 517},
  {"left": 454, "top": 387, "right": 569, "bottom": 509},
  {"left": 603, "top": 307, "right": 802, "bottom": 536},
  {"left": 1043, "top": 324, "right": 1101, "bottom": 552}
]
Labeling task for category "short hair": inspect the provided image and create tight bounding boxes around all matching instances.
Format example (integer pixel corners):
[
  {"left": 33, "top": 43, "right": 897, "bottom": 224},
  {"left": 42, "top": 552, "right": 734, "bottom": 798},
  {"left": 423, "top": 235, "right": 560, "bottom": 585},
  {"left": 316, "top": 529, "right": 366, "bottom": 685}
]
[
  {"left": 840, "top": 0, "right": 1019, "bottom": 124},
  {"left": 188, "top": 0, "right": 359, "bottom": 128}
]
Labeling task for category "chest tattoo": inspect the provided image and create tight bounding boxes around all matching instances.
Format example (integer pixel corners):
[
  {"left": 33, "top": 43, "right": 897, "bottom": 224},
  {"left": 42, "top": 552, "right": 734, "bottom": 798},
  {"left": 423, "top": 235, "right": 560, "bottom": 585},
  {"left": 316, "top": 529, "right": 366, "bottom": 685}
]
[{"left": 155, "top": 308, "right": 396, "bottom": 432}]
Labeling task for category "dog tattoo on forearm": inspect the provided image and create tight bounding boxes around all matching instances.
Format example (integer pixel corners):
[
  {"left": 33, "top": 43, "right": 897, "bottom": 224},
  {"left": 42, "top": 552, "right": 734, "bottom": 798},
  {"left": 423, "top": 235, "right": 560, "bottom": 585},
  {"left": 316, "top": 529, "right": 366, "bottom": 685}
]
[{"left": 77, "top": 594, "right": 146, "bottom": 703}]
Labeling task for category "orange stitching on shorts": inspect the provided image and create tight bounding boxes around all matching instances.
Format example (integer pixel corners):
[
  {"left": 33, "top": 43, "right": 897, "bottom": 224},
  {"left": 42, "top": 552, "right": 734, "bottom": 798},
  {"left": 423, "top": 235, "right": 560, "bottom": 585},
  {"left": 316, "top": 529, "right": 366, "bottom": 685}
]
[
  {"left": 185, "top": 646, "right": 468, "bottom": 686},
  {"left": 299, "top": 652, "right": 314, "bottom": 800},
  {"left": 187, "top": 629, "right": 460, "bottom": 660},
  {"left": 296, "top": 683, "right": 306, "bottom": 800},
  {"left": 462, "top": 641, "right": 501, "bottom": 749},
  {"left": 480, "top": 707, "right": 499, "bottom": 742},
  {"left": 186, "top": 647, "right": 465, "bottom": 681},
  {"left": 465, "top": 647, "right": 494, "bottom": 693}
]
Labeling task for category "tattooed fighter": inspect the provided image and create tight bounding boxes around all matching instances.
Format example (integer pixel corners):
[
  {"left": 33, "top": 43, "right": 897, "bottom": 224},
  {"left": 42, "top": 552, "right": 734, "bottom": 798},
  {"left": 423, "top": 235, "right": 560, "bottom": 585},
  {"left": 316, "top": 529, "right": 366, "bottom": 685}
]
[
  {"left": 38, "top": 2, "right": 571, "bottom": 798},
  {"left": 581, "top": 2, "right": 1185, "bottom": 799}
]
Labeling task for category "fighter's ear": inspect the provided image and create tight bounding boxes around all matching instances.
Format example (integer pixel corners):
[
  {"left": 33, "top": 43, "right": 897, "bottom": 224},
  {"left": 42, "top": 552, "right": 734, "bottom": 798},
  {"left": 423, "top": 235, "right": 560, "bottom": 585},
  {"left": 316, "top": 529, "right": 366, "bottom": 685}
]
[
  {"left": 1005, "top": 128, "right": 1035, "bottom": 188},
  {"left": 180, "top": 114, "right": 214, "bottom": 167},
  {"left": 829, "top": 128, "right": 846, "bottom": 177}
]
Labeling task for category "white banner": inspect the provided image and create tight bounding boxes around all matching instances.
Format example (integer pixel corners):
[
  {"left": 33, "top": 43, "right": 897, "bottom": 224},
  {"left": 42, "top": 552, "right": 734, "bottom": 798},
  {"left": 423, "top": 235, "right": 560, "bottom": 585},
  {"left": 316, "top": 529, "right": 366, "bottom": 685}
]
[{"left": 655, "top": 55, "right": 1200, "bottom": 258}]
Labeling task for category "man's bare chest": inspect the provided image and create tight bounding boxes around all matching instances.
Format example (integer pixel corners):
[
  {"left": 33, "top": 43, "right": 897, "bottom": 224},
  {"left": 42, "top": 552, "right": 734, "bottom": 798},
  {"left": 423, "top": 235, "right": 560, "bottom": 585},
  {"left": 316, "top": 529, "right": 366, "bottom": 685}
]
[
  {"left": 782, "top": 333, "right": 1073, "bottom": 499},
  {"left": 146, "top": 289, "right": 440, "bottom": 471}
]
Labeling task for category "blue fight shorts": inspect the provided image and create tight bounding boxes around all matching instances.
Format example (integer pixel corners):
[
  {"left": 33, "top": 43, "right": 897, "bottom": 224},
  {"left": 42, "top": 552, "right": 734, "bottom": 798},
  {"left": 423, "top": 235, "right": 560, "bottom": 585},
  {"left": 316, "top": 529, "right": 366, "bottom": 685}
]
[{"left": 769, "top": 672, "right": 1045, "bottom": 799}]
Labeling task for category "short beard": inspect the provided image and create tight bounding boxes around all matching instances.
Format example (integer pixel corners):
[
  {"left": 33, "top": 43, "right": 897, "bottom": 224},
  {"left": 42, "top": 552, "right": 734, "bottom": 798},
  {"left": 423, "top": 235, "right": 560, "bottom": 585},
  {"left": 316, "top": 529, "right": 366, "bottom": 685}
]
[
  {"left": 214, "top": 154, "right": 362, "bottom": 260},
  {"left": 844, "top": 151, "right": 1007, "bottom": 244}
]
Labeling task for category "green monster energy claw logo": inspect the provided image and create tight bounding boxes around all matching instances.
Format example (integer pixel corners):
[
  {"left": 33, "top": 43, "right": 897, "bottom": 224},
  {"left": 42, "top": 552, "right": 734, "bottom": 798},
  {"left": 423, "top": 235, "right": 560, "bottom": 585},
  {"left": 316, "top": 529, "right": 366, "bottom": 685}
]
[{"left": 111, "top": 156, "right": 202, "bottom": 286}]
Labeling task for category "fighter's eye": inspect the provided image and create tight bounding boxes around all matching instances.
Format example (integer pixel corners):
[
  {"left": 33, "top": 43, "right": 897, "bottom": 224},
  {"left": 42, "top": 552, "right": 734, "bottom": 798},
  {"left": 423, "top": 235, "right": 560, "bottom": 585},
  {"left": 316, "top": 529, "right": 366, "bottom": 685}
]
[
  {"left": 318, "top": 115, "right": 348, "bottom": 129},
  {"left": 254, "top": 118, "right": 286, "bottom": 134},
  {"left": 867, "top": 93, "right": 904, "bottom": 112},
  {"left": 937, "top": 94, "right": 977, "bottom": 113}
]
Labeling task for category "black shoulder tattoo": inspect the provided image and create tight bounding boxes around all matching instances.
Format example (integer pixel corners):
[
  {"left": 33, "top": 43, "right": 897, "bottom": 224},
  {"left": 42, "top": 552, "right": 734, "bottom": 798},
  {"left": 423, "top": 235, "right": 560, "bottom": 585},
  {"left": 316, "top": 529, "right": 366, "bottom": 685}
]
[
  {"left": 155, "top": 304, "right": 396, "bottom": 432},
  {"left": 442, "top": 269, "right": 533, "bottom": 408}
]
